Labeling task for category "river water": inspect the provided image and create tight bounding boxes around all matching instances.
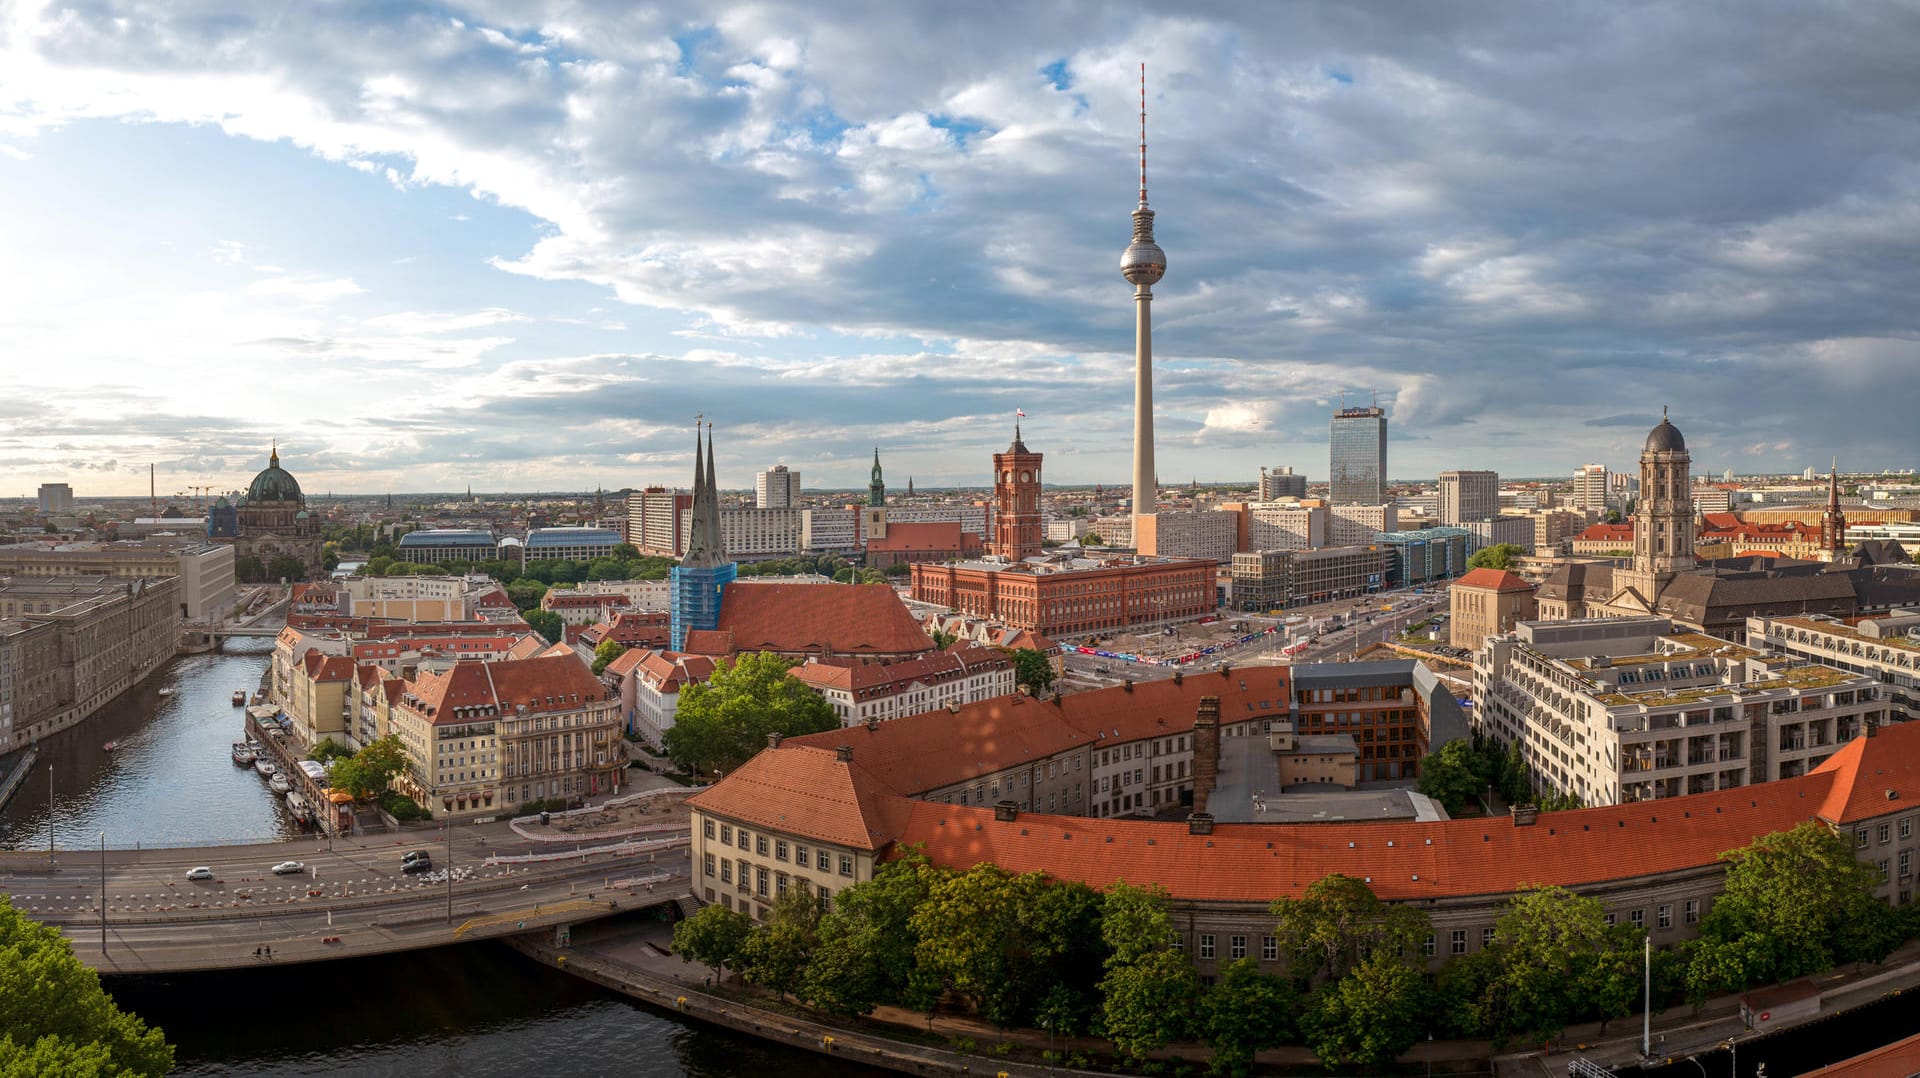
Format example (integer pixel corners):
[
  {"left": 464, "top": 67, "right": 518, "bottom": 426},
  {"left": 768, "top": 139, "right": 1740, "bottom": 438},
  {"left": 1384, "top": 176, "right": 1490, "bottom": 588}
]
[{"left": 0, "top": 642, "right": 870, "bottom": 1077}]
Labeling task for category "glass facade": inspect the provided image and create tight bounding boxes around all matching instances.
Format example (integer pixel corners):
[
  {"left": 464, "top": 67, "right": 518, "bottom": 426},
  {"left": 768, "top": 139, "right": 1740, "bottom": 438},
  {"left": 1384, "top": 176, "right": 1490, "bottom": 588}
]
[{"left": 1329, "top": 407, "right": 1387, "bottom": 506}]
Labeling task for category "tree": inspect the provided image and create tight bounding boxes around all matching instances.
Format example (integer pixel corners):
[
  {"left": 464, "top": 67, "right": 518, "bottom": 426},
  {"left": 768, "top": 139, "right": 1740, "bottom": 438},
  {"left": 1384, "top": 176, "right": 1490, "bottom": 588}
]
[
  {"left": 1101, "top": 948, "right": 1198, "bottom": 1064},
  {"left": 1200, "top": 957, "right": 1298, "bottom": 1076},
  {"left": 1466, "top": 543, "right": 1525, "bottom": 571},
  {"left": 661, "top": 652, "right": 839, "bottom": 778},
  {"left": 801, "top": 851, "right": 938, "bottom": 1017},
  {"left": 883, "top": 561, "right": 911, "bottom": 577},
  {"left": 1477, "top": 885, "right": 1628, "bottom": 1044},
  {"left": 1011, "top": 648, "right": 1056, "bottom": 696},
  {"left": 524, "top": 609, "right": 564, "bottom": 646},
  {"left": 591, "top": 639, "right": 627, "bottom": 675},
  {"left": 909, "top": 864, "right": 1038, "bottom": 1026},
  {"left": 0, "top": 898, "right": 173, "bottom": 1076},
  {"left": 1415, "top": 739, "right": 1482, "bottom": 815},
  {"left": 1303, "top": 954, "right": 1428, "bottom": 1067},
  {"left": 671, "top": 903, "right": 753, "bottom": 982},
  {"left": 1270, "top": 873, "right": 1431, "bottom": 982},
  {"left": 234, "top": 555, "right": 266, "bottom": 584},
  {"left": 1082, "top": 531, "right": 1104, "bottom": 546},
  {"left": 930, "top": 629, "right": 958, "bottom": 650},
  {"left": 1101, "top": 881, "right": 1177, "bottom": 968},
  {"left": 613, "top": 542, "right": 641, "bottom": 560},
  {"left": 326, "top": 735, "right": 409, "bottom": 801},
  {"left": 736, "top": 890, "right": 819, "bottom": 1000},
  {"left": 1684, "top": 821, "right": 1897, "bottom": 1003},
  {"left": 506, "top": 578, "right": 548, "bottom": 610}
]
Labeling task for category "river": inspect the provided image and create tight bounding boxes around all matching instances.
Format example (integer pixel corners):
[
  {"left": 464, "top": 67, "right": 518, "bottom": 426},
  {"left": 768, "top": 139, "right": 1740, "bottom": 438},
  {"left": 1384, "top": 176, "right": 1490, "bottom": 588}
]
[{"left": 0, "top": 642, "right": 871, "bottom": 1077}]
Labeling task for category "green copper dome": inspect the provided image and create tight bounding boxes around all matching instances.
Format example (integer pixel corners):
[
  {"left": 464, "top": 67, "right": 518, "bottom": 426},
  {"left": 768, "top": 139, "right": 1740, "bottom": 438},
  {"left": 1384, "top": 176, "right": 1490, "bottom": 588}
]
[{"left": 245, "top": 447, "right": 304, "bottom": 503}]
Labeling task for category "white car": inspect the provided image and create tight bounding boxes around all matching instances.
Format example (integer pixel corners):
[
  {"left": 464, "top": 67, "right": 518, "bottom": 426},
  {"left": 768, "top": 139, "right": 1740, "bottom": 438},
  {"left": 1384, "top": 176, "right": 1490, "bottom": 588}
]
[
  {"left": 185, "top": 866, "right": 214, "bottom": 881},
  {"left": 270, "top": 860, "right": 306, "bottom": 875}
]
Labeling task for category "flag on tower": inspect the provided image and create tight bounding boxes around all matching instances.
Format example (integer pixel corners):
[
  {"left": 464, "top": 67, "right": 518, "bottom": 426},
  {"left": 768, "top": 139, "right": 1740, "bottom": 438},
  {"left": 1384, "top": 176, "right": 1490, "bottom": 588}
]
[{"left": 1016, "top": 409, "right": 1026, "bottom": 418}]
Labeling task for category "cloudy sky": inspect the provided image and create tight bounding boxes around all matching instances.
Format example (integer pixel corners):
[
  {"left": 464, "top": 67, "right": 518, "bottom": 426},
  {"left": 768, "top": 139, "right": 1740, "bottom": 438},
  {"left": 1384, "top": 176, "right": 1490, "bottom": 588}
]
[{"left": 3, "top": 1, "right": 1918, "bottom": 498}]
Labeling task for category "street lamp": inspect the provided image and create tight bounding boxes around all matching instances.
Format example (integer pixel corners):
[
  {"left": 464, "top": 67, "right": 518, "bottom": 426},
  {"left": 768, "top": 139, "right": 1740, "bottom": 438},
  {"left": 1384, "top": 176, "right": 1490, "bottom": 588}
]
[
  {"left": 98, "top": 832, "right": 106, "bottom": 954},
  {"left": 47, "top": 764, "right": 54, "bottom": 866},
  {"left": 445, "top": 815, "right": 454, "bottom": 923}
]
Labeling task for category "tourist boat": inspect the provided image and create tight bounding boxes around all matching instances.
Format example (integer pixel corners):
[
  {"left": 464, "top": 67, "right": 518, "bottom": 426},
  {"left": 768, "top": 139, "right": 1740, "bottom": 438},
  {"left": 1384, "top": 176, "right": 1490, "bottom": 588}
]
[
  {"left": 232, "top": 691, "right": 246, "bottom": 706},
  {"left": 286, "top": 791, "right": 312, "bottom": 823},
  {"left": 157, "top": 688, "right": 175, "bottom": 698},
  {"left": 269, "top": 773, "right": 291, "bottom": 796},
  {"left": 255, "top": 759, "right": 276, "bottom": 779},
  {"left": 231, "top": 742, "right": 256, "bottom": 766}
]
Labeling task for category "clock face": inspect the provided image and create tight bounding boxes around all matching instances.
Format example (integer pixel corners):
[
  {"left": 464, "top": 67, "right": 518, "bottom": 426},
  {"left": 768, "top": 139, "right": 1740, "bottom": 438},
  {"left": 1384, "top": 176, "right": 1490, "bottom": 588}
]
[{"left": 1020, "top": 471, "right": 1030, "bottom": 482}]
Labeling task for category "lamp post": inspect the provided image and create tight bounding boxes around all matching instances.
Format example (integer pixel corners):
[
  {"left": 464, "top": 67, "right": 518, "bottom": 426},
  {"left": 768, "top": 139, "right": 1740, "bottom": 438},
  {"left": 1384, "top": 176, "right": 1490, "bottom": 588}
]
[
  {"left": 98, "top": 832, "right": 106, "bottom": 954},
  {"left": 46, "top": 764, "right": 54, "bottom": 866},
  {"left": 444, "top": 815, "right": 454, "bottom": 924}
]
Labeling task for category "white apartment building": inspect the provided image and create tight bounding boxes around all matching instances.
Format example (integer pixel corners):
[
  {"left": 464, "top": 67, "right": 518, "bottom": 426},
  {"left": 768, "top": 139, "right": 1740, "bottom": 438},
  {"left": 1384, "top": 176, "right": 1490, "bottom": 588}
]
[
  {"left": 1474, "top": 617, "right": 1883, "bottom": 806},
  {"left": 1573, "top": 465, "right": 1610, "bottom": 513},
  {"left": 887, "top": 505, "right": 991, "bottom": 535},
  {"left": 575, "top": 578, "right": 671, "bottom": 611},
  {"left": 755, "top": 465, "right": 801, "bottom": 509},
  {"left": 1139, "top": 510, "right": 1239, "bottom": 563},
  {"left": 788, "top": 645, "right": 1014, "bottom": 726},
  {"left": 1462, "top": 516, "right": 1537, "bottom": 553},
  {"left": 719, "top": 507, "right": 803, "bottom": 560},
  {"left": 1439, "top": 470, "right": 1500, "bottom": 525},
  {"left": 1327, "top": 504, "right": 1398, "bottom": 547},
  {"left": 1748, "top": 613, "right": 1920, "bottom": 724},
  {"left": 801, "top": 507, "right": 862, "bottom": 552},
  {"left": 1246, "top": 503, "right": 1325, "bottom": 552}
]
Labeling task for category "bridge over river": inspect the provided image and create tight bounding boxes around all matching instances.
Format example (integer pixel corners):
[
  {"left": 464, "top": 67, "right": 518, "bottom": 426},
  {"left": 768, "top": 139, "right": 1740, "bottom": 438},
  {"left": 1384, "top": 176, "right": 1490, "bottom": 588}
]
[{"left": 0, "top": 821, "right": 693, "bottom": 973}]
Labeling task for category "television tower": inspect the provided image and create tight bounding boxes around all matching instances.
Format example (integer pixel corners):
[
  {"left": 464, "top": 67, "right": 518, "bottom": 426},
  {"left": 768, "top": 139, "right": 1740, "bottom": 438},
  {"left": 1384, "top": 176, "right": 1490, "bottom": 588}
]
[{"left": 1121, "top": 63, "right": 1166, "bottom": 539}]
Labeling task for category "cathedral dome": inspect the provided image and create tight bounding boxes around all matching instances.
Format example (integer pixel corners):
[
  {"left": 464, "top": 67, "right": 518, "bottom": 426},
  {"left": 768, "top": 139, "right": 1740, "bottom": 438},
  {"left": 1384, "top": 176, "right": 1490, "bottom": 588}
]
[
  {"left": 1644, "top": 413, "right": 1686, "bottom": 453},
  {"left": 245, "top": 447, "right": 304, "bottom": 503}
]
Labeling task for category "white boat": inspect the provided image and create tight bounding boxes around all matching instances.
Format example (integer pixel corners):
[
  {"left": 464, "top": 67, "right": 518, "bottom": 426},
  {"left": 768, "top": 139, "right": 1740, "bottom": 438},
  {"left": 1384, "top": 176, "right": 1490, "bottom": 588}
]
[
  {"left": 255, "top": 759, "right": 277, "bottom": 778},
  {"left": 158, "top": 688, "right": 175, "bottom": 697},
  {"left": 269, "top": 773, "right": 291, "bottom": 796},
  {"left": 286, "top": 791, "right": 312, "bottom": 823},
  {"left": 231, "top": 743, "right": 256, "bottom": 766}
]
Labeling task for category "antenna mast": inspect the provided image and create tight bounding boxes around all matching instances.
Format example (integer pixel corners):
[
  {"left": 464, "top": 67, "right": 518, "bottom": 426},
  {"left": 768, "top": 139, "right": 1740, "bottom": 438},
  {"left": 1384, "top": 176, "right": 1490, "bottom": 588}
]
[{"left": 1139, "top": 62, "right": 1148, "bottom": 204}]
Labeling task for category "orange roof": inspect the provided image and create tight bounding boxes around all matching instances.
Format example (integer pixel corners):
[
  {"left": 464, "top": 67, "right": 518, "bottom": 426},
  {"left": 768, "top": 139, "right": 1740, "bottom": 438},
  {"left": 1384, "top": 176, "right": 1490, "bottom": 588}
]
[
  {"left": 1577, "top": 523, "right": 1634, "bottom": 541},
  {"left": 300, "top": 651, "right": 355, "bottom": 682},
  {"left": 1811, "top": 725, "right": 1920, "bottom": 825},
  {"left": 693, "top": 582, "right": 933, "bottom": 658},
  {"left": 1453, "top": 568, "right": 1533, "bottom": 592},
  {"left": 899, "top": 775, "right": 1835, "bottom": 902},
  {"left": 867, "top": 521, "right": 972, "bottom": 552},
  {"left": 405, "top": 653, "right": 607, "bottom": 724},
  {"left": 789, "top": 644, "right": 1010, "bottom": 696},
  {"left": 686, "top": 744, "right": 913, "bottom": 850}
]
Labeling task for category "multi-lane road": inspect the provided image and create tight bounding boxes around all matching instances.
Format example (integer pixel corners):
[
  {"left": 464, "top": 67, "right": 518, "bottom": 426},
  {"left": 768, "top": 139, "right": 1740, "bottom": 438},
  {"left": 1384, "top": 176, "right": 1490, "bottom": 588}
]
[{"left": 1, "top": 821, "right": 691, "bottom": 972}]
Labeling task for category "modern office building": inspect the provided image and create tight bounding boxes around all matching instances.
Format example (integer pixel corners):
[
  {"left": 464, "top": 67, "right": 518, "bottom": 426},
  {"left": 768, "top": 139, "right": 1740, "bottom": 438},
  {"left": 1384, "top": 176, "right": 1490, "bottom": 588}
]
[
  {"left": 396, "top": 529, "right": 499, "bottom": 565},
  {"left": 36, "top": 483, "right": 73, "bottom": 514},
  {"left": 755, "top": 465, "right": 801, "bottom": 510},
  {"left": 719, "top": 508, "right": 803, "bottom": 560},
  {"left": 1230, "top": 545, "right": 1388, "bottom": 611},
  {"left": 522, "top": 527, "right": 623, "bottom": 563},
  {"left": 1747, "top": 613, "right": 1920, "bottom": 724},
  {"left": 1439, "top": 470, "right": 1500, "bottom": 525},
  {"left": 1329, "top": 405, "right": 1387, "bottom": 506},
  {"left": 1379, "top": 527, "right": 1474, "bottom": 587}
]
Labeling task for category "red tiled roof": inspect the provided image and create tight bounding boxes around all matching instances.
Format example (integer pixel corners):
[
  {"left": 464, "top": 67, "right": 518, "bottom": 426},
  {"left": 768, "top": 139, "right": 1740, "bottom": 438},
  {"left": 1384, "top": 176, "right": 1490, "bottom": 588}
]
[
  {"left": 579, "top": 611, "right": 671, "bottom": 648},
  {"left": 1453, "top": 568, "right": 1534, "bottom": 592},
  {"left": 899, "top": 775, "right": 1835, "bottom": 902},
  {"left": 1799, "top": 1031, "right": 1920, "bottom": 1078},
  {"left": 694, "top": 582, "right": 933, "bottom": 657},
  {"left": 686, "top": 744, "right": 914, "bottom": 850},
  {"left": 790, "top": 644, "right": 1010, "bottom": 696},
  {"left": 867, "top": 521, "right": 970, "bottom": 552},
  {"left": 300, "top": 651, "right": 355, "bottom": 682},
  {"left": 1811, "top": 724, "right": 1920, "bottom": 825},
  {"left": 406, "top": 653, "right": 607, "bottom": 724},
  {"left": 602, "top": 647, "right": 650, "bottom": 678},
  {"left": 1576, "top": 523, "right": 1634, "bottom": 541}
]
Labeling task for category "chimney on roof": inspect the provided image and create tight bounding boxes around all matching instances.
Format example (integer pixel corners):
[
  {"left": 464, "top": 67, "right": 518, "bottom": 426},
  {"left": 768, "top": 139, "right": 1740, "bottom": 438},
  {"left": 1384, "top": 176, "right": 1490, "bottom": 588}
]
[
  {"left": 993, "top": 800, "right": 1018, "bottom": 822},
  {"left": 1172, "top": 670, "right": 1182, "bottom": 685},
  {"left": 836, "top": 744, "right": 854, "bottom": 763},
  {"left": 1192, "top": 695, "right": 1222, "bottom": 816},
  {"left": 1187, "top": 812, "right": 1215, "bottom": 836},
  {"left": 864, "top": 717, "right": 880, "bottom": 733},
  {"left": 1511, "top": 804, "right": 1539, "bottom": 827},
  {"left": 766, "top": 732, "right": 783, "bottom": 749},
  {"left": 1219, "top": 663, "right": 1231, "bottom": 678}
]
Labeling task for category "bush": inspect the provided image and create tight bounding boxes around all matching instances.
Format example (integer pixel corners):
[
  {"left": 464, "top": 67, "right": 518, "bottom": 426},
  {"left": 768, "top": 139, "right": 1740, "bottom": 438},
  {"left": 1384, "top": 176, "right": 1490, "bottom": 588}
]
[
  {"left": 379, "top": 791, "right": 430, "bottom": 821},
  {"left": 309, "top": 738, "right": 351, "bottom": 763}
]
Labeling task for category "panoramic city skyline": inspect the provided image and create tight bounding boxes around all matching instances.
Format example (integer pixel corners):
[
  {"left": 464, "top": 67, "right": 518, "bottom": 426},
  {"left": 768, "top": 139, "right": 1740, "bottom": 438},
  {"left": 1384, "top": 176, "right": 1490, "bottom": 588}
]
[{"left": 4, "top": 1, "right": 1920, "bottom": 496}]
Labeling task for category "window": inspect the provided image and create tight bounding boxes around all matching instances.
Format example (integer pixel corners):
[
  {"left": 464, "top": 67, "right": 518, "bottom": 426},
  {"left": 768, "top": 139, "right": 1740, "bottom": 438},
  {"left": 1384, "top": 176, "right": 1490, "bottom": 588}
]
[
  {"left": 776, "top": 872, "right": 788, "bottom": 896},
  {"left": 1901, "top": 850, "right": 1912, "bottom": 880},
  {"left": 756, "top": 866, "right": 770, "bottom": 897},
  {"left": 1857, "top": 827, "right": 1870, "bottom": 849},
  {"left": 755, "top": 835, "right": 769, "bottom": 856},
  {"left": 1630, "top": 909, "right": 1645, "bottom": 929},
  {"left": 703, "top": 853, "right": 715, "bottom": 877},
  {"left": 737, "top": 829, "right": 749, "bottom": 850},
  {"left": 703, "top": 818, "right": 715, "bottom": 839},
  {"left": 795, "top": 846, "right": 810, "bottom": 869},
  {"left": 1230, "top": 935, "right": 1247, "bottom": 960},
  {"left": 719, "top": 860, "right": 732, "bottom": 884},
  {"left": 1450, "top": 930, "right": 1467, "bottom": 956},
  {"left": 839, "top": 854, "right": 854, "bottom": 877},
  {"left": 1657, "top": 904, "right": 1672, "bottom": 929},
  {"left": 720, "top": 824, "right": 732, "bottom": 844},
  {"left": 1481, "top": 927, "right": 1495, "bottom": 948},
  {"left": 775, "top": 841, "right": 788, "bottom": 862},
  {"left": 1423, "top": 933, "right": 1436, "bottom": 958},
  {"left": 1604, "top": 913, "right": 1616, "bottom": 927},
  {"left": 1880, "top": 859, "right": 1892, "bottom": 882},
  {"left": 1685, "top": 899, "right": 1700, "bottom": 925},
  {"left": 1880, "top": 824, "right": 1893, "bottom": 845},
  {"left": 1262, "top": 936, "right": 1278, "bottom": 961},
  {"left": 1903, "top": 818, "right": 1914, "bottom": 840},
  {"left": 1199, "top": 935, "right": 1216, "bottom": 960}
]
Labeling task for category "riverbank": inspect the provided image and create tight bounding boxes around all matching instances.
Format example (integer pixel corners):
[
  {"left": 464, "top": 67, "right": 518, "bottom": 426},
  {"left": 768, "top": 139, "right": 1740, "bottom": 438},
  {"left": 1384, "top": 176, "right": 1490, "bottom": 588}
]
[{"left": 519, "top": 920, "right": 1920, "bottom": 1078}]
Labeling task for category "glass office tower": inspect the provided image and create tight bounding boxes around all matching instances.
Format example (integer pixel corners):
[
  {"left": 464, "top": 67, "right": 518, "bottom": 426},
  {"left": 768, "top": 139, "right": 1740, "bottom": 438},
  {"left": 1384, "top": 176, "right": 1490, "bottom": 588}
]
[{"left": 1329, "top": 406, "right": 1388, "bottom": 506}]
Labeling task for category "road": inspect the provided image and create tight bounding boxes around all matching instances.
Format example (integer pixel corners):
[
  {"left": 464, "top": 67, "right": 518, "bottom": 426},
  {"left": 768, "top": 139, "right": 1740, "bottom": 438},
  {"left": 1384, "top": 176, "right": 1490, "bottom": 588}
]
[{"left": 0, "top": 818, "right": 691, "bottom": 973}]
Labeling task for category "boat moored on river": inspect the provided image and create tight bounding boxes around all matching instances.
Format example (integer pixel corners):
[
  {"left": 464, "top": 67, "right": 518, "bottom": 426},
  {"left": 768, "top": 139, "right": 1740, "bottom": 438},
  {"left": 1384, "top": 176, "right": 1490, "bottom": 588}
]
[
  {"left": 268, "top": 773, "right": 290, "bottom": 796},
  {"left": 231, "top": 742, "right": 256, "bottom": 766},
  {"left": 232, "top": 690, "right": 246, "bottom": 706},
  {"left": 254, "top": 759, "right": 276, "bottom": 779}
]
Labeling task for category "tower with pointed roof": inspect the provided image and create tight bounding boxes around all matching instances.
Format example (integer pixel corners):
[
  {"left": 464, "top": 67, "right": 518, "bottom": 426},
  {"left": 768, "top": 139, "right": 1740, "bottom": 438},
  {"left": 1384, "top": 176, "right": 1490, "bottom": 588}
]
[
  {"left": 1821, "top": 460, "right": 1848, "bottom": 556},
  {"left": 868, "top": 448, "right": 887, "bottom": 508},
  {"left": 991, "top": 418, "right": 1043, "bottom": 562},
  {"left": 671, "top": 421, "right": 737, "bottom": 650},
  {"left": 1122, "top": 63, "right": 1166, "bottom": 541}
]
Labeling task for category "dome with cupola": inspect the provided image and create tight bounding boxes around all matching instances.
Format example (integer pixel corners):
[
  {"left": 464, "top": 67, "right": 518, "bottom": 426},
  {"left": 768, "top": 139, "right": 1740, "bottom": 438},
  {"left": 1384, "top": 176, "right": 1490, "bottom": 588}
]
[
  {"left": 245, "top": 446, "right": 304, "bottom": 504},
  {"left": 1644, "top": 409, "right": 1686, "bottom": 454}
]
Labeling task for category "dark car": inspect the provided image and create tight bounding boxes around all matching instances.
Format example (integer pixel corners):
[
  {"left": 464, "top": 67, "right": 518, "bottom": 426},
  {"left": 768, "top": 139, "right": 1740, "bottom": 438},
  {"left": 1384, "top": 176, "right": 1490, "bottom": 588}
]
[
  {"left": 402, "top": 857, "right": 434, "bottom": 874},
  {"left": 401, "top": 849, "right": 431, "bottom": 864}
]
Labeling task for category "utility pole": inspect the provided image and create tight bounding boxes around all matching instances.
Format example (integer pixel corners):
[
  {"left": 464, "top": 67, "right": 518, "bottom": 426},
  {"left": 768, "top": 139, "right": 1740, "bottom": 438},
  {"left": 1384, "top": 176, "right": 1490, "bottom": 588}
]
[
  {"left": 99, "top": 832, "right": 107, "bottom": 954},
  {"left": 1642, "top": 934, "right": 1652, "bottom": 1059},
  {"left": 445, "top": 816, "right": 454, "bottom": 923},
  {"left": 46, "top": 764, "right": 54, "bottom": 866}
]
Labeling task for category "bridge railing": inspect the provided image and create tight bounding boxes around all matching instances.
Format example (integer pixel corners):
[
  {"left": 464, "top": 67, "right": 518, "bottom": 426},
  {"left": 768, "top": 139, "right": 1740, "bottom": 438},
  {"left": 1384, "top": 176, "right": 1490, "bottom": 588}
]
[{"left": 485, "top": 833, "right": 689, "bottom": 865}]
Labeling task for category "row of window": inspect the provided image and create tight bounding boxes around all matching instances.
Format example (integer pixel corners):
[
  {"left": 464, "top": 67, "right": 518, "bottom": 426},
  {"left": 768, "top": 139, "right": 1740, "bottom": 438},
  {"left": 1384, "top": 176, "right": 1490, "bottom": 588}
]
[{"left": 703, "top": 819, "right": 856, "bottom": 877}]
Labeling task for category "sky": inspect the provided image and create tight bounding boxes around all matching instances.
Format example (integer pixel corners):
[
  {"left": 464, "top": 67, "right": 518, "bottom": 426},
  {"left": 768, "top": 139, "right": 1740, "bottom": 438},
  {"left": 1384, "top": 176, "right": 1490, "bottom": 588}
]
[{"left": 3, "top": 1, "right": 1919, "bottom": 499}]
